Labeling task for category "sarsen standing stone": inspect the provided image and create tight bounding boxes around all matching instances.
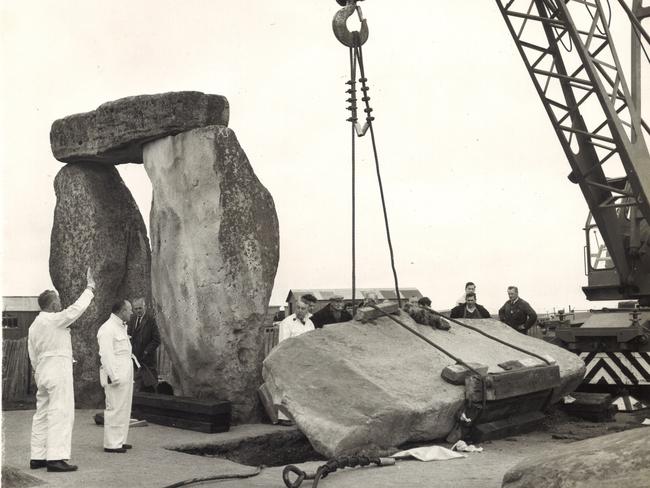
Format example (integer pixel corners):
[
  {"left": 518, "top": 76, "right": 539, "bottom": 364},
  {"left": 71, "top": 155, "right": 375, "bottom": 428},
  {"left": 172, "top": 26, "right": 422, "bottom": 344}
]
[
  {"left": 50, "top": 163, "right": 151, "bottom": 407},
  {"left": 143, "top": 125, "right": 279, "bottom": 422}
]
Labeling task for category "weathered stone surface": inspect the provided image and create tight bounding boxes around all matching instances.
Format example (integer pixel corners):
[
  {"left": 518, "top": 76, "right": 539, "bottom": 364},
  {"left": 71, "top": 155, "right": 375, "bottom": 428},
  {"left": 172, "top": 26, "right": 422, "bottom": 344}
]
[
  {"left": 262, "top": 316, "right": 585, "bottom": 457},
  {"left": 50, "top": 163, "right": 150, "bottom": 407},
  {"left": 1, "top": 465, "right": 45, "bottom": 487},
  {"left": 50, "top": 92, "right": 229, "bottom": 164},
  {"left": 502, "top": 427, "right": 650, "bottom": 488},
  {"left": 143, "top": 125, "right": 279, "bottom": 423}
]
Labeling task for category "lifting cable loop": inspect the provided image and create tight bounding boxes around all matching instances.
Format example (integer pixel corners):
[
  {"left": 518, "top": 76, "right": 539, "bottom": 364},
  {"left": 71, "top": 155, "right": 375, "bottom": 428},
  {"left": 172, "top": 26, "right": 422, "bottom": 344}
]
[
  {"left": 367, "top": 304, "right": 489, "bottom": 410},
  {"left": 367, "top": 305, "right": 486, "bottom": 377},
  {"left": 422, "top": 306, "right": 554, "bottom": 366},
  {"left": 333, "top": 0, "right": 402, "bottom": 309}
]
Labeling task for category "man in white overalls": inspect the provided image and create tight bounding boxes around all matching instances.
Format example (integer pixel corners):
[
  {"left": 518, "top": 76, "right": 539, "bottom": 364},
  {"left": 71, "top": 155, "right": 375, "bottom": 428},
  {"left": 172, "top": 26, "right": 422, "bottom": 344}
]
[
  {"left": 97, "top": 299, "right": 134, "bottom": 453},
  {"left": 28, "top": 268, "right": 95, "bottom": 472}
]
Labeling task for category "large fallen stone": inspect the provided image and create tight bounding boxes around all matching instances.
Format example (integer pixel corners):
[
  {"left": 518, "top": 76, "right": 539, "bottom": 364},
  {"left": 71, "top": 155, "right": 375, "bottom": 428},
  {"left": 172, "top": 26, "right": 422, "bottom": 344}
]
[
  {"left": 502, "top": 427, "right": 650, "bottom": 488},
  {"left": 143, "top": 125, "right": 279, "bottom": 423},
  {"left": 262, "top": 316, "right": 585, "bottom": 457},
  {"left": 50, "top": 163, "right": 151, "bottom": 407},
  {"left": 50, "top": 92, "right": 229, "bottom": 164}
]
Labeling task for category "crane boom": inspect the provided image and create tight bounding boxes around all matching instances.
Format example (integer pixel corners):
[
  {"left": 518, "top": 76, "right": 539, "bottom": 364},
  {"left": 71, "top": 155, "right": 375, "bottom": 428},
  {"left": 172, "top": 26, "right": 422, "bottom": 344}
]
[{"left": 496, "top": 0, "right": 650, "bottom": 301}]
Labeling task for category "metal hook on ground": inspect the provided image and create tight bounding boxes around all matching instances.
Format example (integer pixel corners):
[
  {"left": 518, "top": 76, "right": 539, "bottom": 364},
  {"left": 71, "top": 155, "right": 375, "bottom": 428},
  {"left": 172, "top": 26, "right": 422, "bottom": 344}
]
[{"left": 333, "top": 0, "right": 369, "bottom": 47}]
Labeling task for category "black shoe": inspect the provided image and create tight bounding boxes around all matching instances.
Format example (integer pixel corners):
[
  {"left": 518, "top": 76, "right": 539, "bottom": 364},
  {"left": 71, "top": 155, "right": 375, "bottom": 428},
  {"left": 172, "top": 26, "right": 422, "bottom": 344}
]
[
  {"left": 30, "top": 459, "right": 47, "bottom": 469},
  {"left": 122, "top": 444, "right": 132, "bottom": 449},
  {"left": 46, "top": 460, "right": 78, "bottom": 472},
  {"left": 104, "top": 447, "right": 127, "bottom": 453}
]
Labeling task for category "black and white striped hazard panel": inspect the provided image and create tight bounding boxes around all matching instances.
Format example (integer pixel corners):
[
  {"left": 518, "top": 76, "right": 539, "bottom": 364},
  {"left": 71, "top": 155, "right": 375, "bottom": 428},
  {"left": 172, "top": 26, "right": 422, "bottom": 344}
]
[{"left": 580, "top": 352, "right": 650, "bottom": 386}]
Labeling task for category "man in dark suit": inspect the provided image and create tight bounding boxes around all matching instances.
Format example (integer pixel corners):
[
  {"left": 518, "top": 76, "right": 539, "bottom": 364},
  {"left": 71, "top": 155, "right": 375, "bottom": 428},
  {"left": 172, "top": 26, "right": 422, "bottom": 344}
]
[
  {"left": 310, "top": 295, "right": 353, "bottom": 329},
  {"left": 450, "top": 292, "right": 491, "bottom": 319},
  {"left": 498, "top": 286, "right": 537, "bottom": 334},
  {"left": 127, "top": 297, "right": 161, "bottom": 392}
]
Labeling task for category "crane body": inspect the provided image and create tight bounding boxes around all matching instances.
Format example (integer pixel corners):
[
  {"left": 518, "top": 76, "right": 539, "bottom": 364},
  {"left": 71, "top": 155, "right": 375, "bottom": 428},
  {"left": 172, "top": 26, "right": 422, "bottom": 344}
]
[{"left": 496, "top": 0, "right": 650, "bottom": 398}]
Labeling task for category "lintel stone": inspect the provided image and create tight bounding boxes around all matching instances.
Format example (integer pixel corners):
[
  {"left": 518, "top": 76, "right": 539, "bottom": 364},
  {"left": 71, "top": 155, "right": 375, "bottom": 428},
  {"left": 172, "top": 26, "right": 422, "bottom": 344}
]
[{"left": 50, "top": 91, "right": 229, "bottom": 164}]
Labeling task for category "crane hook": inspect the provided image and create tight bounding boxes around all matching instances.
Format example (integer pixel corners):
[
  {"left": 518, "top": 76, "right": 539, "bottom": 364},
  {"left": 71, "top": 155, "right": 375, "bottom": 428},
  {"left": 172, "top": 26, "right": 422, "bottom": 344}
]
[{"left": 332, "top": 1, "right": 369, "bottom": 47}]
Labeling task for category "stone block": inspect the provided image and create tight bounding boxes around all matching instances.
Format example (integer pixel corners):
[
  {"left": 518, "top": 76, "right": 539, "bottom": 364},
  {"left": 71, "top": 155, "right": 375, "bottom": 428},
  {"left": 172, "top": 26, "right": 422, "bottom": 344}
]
[
  {"left": 143, "top": 125, "right": 278, "bottom": 423},
  {"left": 50, "top": 91, "right": 229, "bottom": 164},
  {"left": 502, "top": 428, "right": 650, "bottom": 488},
  {"left": 262, "top": 317, "right": 585, "bottom": 457},
  {"left": 49, "top": 163, "right": 150, "bottom": 407}
]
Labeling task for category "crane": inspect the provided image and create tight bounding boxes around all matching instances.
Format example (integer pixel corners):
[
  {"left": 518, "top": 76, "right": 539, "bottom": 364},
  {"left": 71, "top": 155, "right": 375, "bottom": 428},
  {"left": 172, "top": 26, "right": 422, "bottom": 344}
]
[{"left": 495, "top": 0, "right": 650, "bottom": 402}]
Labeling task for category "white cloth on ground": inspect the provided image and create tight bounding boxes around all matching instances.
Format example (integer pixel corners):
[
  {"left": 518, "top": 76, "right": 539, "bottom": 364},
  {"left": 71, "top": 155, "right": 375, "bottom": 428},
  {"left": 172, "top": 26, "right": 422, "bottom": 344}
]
[
  {"left": 98, "top": 313, "right": 134, "bottom": 449},
  {"left": 391, "top": 445, "right": 466, "bottom": 462},
  {"left": 28, "top": 288, "right": 93, "bottom": 461}
]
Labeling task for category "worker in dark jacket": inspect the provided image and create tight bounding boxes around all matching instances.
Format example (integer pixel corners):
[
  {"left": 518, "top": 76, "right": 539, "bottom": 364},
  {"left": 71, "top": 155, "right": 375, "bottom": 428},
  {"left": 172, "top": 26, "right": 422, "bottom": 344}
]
[
  {"left": 450, "top": 293, "right": 490, "bottom": 319},
  {"left": 310, "top": 295, "right": 352, "bottom": 329},
  {"left": 127, "top": 297, "right": 161, "bottom": 392},
  {"left": 498, "top": 286, "right": 537, "bottom": 333}
]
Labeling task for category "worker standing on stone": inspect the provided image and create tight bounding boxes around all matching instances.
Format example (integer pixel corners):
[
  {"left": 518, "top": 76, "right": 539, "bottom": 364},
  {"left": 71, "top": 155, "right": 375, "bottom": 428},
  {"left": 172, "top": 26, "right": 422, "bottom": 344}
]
[
  {"left": 127, "top": 297, "right": 160, "bottom": 393},
  {"left": 456, "top": 282, "right": 476, "bottom": 306},
  {"left": 277, "top": 299, "right": 314, "bottom": 343},
  {"left": 28, "top": 267, "right": 95, "bottom": 473},
  {"left": 310, "top": 295, "right": 352, "bottom": 329},
  {"left": 97, "top": 300, "right": 134, "bottom": 453},
  {"left": 498, "top": 286, "right": 537, "bottom": 333},
  {"left": 450, "top": 292, "right": 491, "bottom": 319}
]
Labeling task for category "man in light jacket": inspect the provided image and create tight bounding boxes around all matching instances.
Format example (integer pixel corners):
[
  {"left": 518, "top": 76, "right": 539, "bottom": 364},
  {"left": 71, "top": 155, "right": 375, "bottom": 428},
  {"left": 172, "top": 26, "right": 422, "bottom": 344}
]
[
  {"left": 28, "top": 267, "right": 95, "bottom": 472},
  {"left": 97, "top": 300, "right": 134, "bottom": 453}
]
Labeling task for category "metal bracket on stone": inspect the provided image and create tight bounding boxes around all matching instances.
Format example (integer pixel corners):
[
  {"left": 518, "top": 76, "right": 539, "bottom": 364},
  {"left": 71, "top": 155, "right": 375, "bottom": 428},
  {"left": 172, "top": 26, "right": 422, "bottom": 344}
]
[
  {"left": 441, "top": 363, "right": 489, "bottom": 385},
  {"left": 466, "top": 365, "right": 561, "bottom": 403},
  {"left": 354, "top": 302, "right": 400, "bottom": 323}
]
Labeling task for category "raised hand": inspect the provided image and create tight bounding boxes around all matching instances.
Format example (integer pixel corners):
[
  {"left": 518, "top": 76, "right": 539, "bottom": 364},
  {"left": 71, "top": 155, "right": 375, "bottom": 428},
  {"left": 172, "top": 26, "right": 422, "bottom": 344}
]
[{"left": 86, "top": 267, "right": 96, "bottom": 290}]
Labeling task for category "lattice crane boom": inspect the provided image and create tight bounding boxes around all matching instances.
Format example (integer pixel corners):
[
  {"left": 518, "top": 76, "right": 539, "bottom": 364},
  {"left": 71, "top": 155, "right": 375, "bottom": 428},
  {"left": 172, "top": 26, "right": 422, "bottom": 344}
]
[{"left": 496, "top": 0, "right": 650, "bottom": 301}]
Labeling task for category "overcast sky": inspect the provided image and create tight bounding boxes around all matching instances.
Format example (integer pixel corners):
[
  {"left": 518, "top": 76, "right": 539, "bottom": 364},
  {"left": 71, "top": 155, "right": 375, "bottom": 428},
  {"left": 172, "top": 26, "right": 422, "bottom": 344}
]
[{"left": 1, "top": 1, "right": 648, "bottom": 313}]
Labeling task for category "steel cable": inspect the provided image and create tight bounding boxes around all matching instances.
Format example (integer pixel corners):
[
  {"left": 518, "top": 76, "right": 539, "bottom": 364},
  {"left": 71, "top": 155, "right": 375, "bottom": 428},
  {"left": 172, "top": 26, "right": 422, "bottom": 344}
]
[
  {"left": 354, "top": 42, "right": 402, "bottom": 308},
  {"left": 422, "top": 306, "right": 554, "bottom": 365}
]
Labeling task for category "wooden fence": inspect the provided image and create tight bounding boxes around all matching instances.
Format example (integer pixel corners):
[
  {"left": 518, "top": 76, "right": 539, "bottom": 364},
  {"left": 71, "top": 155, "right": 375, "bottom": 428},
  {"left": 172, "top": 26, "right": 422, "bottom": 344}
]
[
  {"left": 263, "top": 324, "right": 279, "bottom": 357},
  {"left": 2, "top": 337, "right": 32, "bottom": 402}
]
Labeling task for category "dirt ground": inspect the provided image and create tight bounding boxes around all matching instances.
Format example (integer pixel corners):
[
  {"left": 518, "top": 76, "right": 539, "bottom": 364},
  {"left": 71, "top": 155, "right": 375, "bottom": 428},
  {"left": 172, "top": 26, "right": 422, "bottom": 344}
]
[{"left": 2, "top": 406, "right": 648, "bottom": 488}]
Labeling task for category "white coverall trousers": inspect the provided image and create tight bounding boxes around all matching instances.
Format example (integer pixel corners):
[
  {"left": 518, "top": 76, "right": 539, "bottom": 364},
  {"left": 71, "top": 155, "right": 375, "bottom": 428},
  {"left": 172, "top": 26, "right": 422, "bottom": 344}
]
[
  {"left": 30, "top": 357, "right": 75, "bottom": 461},
  {"left": 102, "top": 355, "right": 133, "bottom": 449}
]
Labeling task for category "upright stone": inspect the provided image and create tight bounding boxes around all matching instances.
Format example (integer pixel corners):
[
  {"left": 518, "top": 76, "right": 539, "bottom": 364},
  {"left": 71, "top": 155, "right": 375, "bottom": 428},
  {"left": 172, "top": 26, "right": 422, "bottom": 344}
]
[
  {"left": 50, "top": 163, "right": 151, "bottom": 407},
  {"left": 144, "top": 125, "right": 279, "bottom": 422}
]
